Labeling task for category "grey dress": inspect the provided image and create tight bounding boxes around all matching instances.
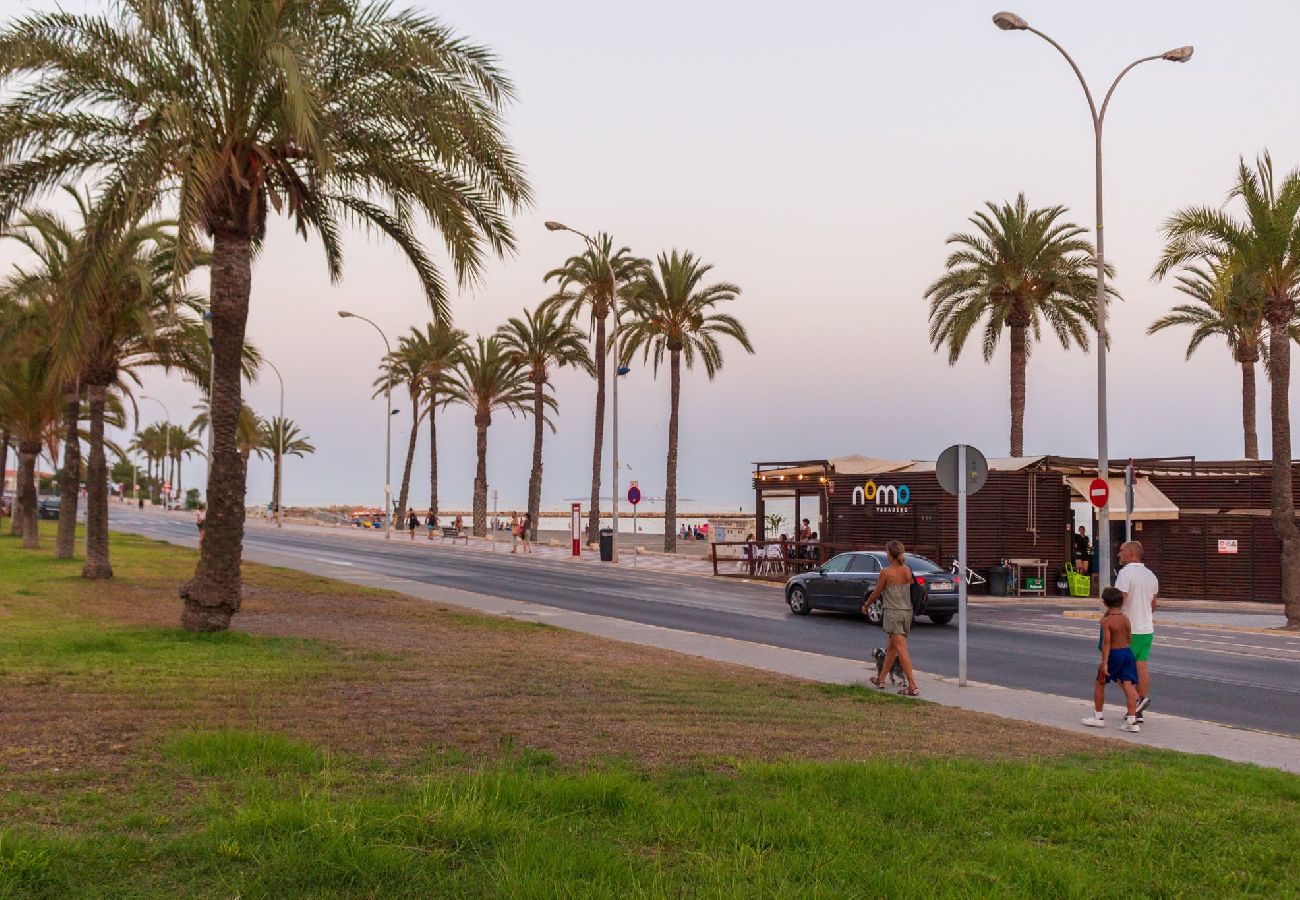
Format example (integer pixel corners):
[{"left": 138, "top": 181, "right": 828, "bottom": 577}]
[{"left": 881, "top": 579, "right": 913, "bottom": 636}]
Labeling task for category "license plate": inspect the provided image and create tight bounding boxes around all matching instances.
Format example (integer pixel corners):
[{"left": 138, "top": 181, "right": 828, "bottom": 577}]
[{"left": 930, "top": 581, "right": 953, "bottom": 592}]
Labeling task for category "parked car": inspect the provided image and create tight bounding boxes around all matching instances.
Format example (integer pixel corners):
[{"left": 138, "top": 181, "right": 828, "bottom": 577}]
[
  {"left": 36, "top": 496, "right": 61, "bottom": 520},
  {"left": 1, "top": 493, "right": 11, "bottom": 516},
  {"left": 784, "top": 550, "right": 957, "bottom": 625}
]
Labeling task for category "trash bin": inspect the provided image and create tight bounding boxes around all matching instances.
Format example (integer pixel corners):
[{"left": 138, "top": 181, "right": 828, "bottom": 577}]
[
  {"left": 987, "top": 565, "right": 1011, "bottom": 597},
  {"left": 599, "top": 527, "right": 614, "bottom": 562},
  {"left": 1054, "top": 570, "right": 1070, "bottom": 596}
]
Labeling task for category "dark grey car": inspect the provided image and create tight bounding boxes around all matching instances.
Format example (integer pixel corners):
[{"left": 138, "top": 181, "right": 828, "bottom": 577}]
[
  {"left": 36, "top": 496, "right": 61, "bottom": 520},
  {"left": 784, "top": 551, "right": 957, "bottom": 626}
]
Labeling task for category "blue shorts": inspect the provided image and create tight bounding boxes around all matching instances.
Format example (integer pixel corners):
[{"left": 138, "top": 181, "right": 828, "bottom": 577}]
[{"left": 1104, "top": 647, "right": 1139, "bottom": 685}]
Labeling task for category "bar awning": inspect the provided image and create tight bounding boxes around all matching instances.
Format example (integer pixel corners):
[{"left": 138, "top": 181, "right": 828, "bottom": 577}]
[{"left": 1066, "top": 476, "right": 1179, "bottom": 521}]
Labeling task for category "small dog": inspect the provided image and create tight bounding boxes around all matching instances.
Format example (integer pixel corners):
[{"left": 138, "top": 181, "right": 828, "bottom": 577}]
[{"left": 872, "top": 647, "right": 907, "bottom": 685}]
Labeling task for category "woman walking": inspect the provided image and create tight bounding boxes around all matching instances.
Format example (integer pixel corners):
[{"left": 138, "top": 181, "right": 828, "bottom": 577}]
[
  {"left": 864, "top": 539, "right": 920, "bottom": 696},
  {"left": 519, "top": 512, "right": 533, "bottom": 554},
  {"left": 509, "top": 512, "right": 520, "bottom": 553},
  {"left": 425, "top": 509, "right": 437, "bottom": 540},
  {"left": 406, "top": 509, "right": 420, "bottom": 540}
]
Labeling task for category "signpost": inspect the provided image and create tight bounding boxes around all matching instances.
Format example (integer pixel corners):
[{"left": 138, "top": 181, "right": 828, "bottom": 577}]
[
  {"left": 1124, "top": 459, "right": 1135, "bottom": 542},
  {"left": 937, "top": 444, "right": 988, "bottom": 687},
  {"left": 571, "top": 503, "right": 581, "bottom": 557},
  {"left": 627, "top": 483, "right": 641, "bottom": 567},
  {"left": 491, "top": 488, "right": 498, "bottom": 552}
]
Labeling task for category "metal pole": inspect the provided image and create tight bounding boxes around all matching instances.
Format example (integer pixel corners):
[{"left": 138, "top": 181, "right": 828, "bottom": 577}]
[
  {"left": 958, "top": 443, "right": 968, "bottom": 687},
  {"left": 338, "top": 312, "right": 393, "bottom": 540},
  {"left": 633, "top": 501, "right": 637, "bottom": 567},
  {"left": 264, "top": 359, "right": 285, "bottom": 529},
  {"left": 1125, "top": 459, "right": 1133, "bottom": 542},
  {"left": 492, "top": 489, "right": 498, "bottom": 552}
]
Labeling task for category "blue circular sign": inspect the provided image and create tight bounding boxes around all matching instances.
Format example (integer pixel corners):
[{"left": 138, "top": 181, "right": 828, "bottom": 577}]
[{"left": 627, "top": 486, "right": 641, "bottom": 505}]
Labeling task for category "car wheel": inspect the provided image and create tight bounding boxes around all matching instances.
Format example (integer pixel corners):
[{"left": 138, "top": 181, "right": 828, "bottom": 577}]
[
  {"left": 928, "top": 614, "right": 953, "bottom": 626},
  {"left": 787, "top": 586, "right": 812, "bottom": 616},
  {"left": 864, "top": 596, "right": 883, "bottom": 626}
]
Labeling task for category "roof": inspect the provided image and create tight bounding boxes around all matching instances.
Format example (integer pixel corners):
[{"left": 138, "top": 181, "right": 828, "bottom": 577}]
[
  {"left": 754, "top": 455, "right": 1048, "bottom": 480},
  {"left": 1065, "top": 476, "right": 1179, "bottom": 521}
]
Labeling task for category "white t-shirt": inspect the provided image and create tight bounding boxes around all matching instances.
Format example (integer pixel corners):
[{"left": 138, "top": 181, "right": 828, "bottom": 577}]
[{"left": 1115, "top": 562, "right": 1158, "bottom": 635}]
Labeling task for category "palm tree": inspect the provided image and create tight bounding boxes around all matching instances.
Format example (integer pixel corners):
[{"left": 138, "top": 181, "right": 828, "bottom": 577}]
[
  {"left": 545, "top": 236, "right": 646, "bottom": 545},
  {"left": 1154, "top": 153, "right": 1300, "bottom": 629},
  {"left": 375, "top": 341, "right": 429, "bottom": 531},
  {"left": 496, "top": 301, "right": 593, "bottom": 540},
  {"left": 0, "top": 0, "right": 531, "bottom": 631},
  {"left": 412, "top": 323, "right": 469, "bottom": 523},
  {"left": 924, "top": 193, "right": 1114, "bottom": 457},
  {"left": 621, "top": 251, "right": 753, "bottom": 552},
  {"left": 258, "top": 416, "right": 315, "bottom": 518},
  {"left": 167, "top": 425, "right": 203, "bottom": 502},
  {"left": 445, "top": 337, "right": 538, "bottom": 536},
  {"left": 1147, "top": 258, "right": 1288, "bottom": 459}
]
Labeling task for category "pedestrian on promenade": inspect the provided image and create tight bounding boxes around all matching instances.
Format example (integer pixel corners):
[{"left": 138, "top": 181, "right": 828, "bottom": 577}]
[
  {"left": 1082, "top": 587, "right": 1142, "bottom": 733},
  {"left": 454, "top": 513, "right": 464, "bottom": 533},
  {"left": 1116, "top": 540, "right": 1158, "bottom": 722},
  {"left": 425, "top": 509, "right": 436, "bottom": 540},
  {"left": 1073, "top": 525, "right": 1091, "bottom": 574},
  {"left": 519, "top": 512, "right": 533, "bottom": 554},
  {"left": 195, "top": 505, "right": 206, "bottom": 547},
  {"left": 864, "top": 539, "right": 919, "bottom": 696},
  {"left": 406, "top": 509, "right": 419, "bottom": 540},
  {"left": 509, "top": 512, "right": 520, "bottom": 553}
]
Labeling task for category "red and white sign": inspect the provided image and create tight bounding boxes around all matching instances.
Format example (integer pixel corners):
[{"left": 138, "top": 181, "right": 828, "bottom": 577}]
[
  {"left": 1088, "top": 477, "right": 1109, "bottom": 509},
  {"left": 570, "top": 502, "right": 581, "bottom": 557},
  {"left": 1217, "top": 539, "right": 1239, "bottom": 555}
]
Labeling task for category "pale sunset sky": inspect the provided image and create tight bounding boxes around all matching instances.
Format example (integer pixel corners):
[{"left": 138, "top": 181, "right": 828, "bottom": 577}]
[{"left": 6, "top": 0, "right": 1300, "bottom": 511}]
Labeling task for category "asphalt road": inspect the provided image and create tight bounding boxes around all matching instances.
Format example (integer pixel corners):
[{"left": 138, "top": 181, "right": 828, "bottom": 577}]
[{"left": 111, "top": 508, "right": 1300, "bottom": 737}]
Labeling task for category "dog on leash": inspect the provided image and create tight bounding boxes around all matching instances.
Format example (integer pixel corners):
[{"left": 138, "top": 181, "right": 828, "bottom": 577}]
[{"left": 872, "top": 647, "right": 906, "bottom": 685}]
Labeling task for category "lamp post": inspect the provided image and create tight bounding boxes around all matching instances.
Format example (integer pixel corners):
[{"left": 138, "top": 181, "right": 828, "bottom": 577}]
[
  {"left": 338, "top": 311, "right": 393, "bottom": 540},
  {"left": 545, "top": 220, "right": 622, "bottom": 561},
  {"left": 141, "top": 395, "right": 170, "bottom": 509},
  {"left": 264, "top": 358, "right": 285, "bottom": 528},
  {"left": 992, "top": 11, "right": 1192, "bottom": 590}
]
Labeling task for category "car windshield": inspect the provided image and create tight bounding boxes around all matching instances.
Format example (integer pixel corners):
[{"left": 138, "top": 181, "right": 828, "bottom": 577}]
[{"left": 905, "top": 554, "right": 941, "bottom": 574}]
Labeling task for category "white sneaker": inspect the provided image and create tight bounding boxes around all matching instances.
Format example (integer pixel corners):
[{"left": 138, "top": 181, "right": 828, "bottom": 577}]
[
  {"left": 1082, "top": 716, "right": 1105, "bottom": 728},
  {"left": 1121, "top": 717, "right": 1141, "bottom": 734}
]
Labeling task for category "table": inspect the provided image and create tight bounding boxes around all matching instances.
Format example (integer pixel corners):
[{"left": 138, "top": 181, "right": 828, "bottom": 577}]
[{"left": 1007, "top": 558, "right": 1049, "bottom": 597}]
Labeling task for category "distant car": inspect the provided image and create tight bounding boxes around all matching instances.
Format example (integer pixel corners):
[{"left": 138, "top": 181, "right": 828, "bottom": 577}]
[
  {"left": 784, "top": 550, "right": 957, "bottom": 626},
  {"left": 36, "top": 496, "right": 61, "bottom": 520},
  {"left": 1, "top": 493, "right": 11, "bottom": 516}
]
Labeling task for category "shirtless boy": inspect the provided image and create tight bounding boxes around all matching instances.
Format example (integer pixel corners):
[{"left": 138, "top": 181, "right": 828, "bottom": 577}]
[{"left": 1082, "top": 587, "right": 1142, "bottom": 734}]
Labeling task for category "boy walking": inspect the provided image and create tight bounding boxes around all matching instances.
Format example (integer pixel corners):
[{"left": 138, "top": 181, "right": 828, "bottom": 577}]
[{"left": 1082, "top": 587, "right": 1142, "bottom": 733}]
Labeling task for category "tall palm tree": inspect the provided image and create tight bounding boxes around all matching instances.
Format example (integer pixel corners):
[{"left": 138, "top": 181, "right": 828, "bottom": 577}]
[
  {"left": 924, "top": 194, "right": 1114, "bottom": 457},
  {"left": 1154, "top": 153, "right": 1300, "bottom": 629},
  {"left": 167, "top": 425, "right": 203, "bottom": 502},
  {"left": 444, "top": 337, "right": 538, "bottom": 536},
  {"left": 0, "top": 294, "right": 61, "bottom": 549},
  {"left": 258, "top": 416, "right": 315, "bottom": 518},
  {"left": 0, "top": 0, "right": 531, "bottom": 631},
  {"left": 545, "top": 236, "right": 646, "bottom": 544},
  {"left": 496, "top": 301, "right": 593, "bottom": 540},
  {"left": 375, "top": 341, "right": 429, "bottom": 531},
  {"left": 412, "top": 323, "right": 469, "bottom": 523},
  {"left": 1147, "top": 258, "right": 1295, "bottom": 460},
  {"left": 621, "top": 251, "right": 753, "bottom": 552}
]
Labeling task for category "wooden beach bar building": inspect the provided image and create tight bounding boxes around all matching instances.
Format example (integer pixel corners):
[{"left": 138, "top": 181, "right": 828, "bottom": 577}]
[{"left": 741, "top": 454, "right": 1289, "bottom": 603}]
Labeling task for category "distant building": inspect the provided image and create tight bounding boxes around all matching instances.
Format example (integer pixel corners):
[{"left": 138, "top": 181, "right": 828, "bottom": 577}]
[{"left": 4, "top": 468, "right": 56, "bottom": 494}]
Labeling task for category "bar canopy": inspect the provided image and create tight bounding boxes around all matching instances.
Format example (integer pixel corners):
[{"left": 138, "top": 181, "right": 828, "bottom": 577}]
[{"left": 1065, "top": 476, "right": 1179, "bottom": 521}]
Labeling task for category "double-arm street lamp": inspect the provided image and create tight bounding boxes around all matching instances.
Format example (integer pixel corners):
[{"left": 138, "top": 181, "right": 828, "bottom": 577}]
[
  {"left": 263, "top": 358, "right": 286, "bottom": 529},
  {"left": 993, "top": 11, "right": 1192, "bottom": 589},
  {"left": 545, "top": 220, "right": 622, "bottom": 562},
  {"left": 140, "top": 394, "right": 170, "bottom": 508},
  {"left": 338, "top": 310, "right": 393, "bottom": 540}
]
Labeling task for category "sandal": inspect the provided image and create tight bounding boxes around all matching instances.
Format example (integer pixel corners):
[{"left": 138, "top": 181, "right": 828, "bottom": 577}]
[
  {"left": 868, "top": 676, "right": 887, "bottom": 690},
  {"left": 898, "top": 686, "right": 920, "bottom": 697}
]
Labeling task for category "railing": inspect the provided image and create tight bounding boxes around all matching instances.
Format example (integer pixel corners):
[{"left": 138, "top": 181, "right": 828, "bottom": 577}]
[{"left": 711, "top": 540, "right": 843, "bottom": 580}]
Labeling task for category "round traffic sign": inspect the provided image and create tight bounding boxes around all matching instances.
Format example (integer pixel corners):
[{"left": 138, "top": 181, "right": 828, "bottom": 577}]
[
  {"left": 1088, "top": 477, "right": 1110, "bottom": 509},
  {"left": 936, "top": 444, "right": 988, "bottom": 496},
  {"left": 627, "top": 485, "right": 641, "bottom": 505}
]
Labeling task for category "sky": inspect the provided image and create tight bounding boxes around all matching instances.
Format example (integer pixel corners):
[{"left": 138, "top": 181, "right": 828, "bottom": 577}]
[{"left": 6, "top": 0, "right": 1300, "bottom": 512}]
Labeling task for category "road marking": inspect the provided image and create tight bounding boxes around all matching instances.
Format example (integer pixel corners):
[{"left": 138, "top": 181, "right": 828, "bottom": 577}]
[{"left": 310, "top": 557, "right": 354, "bottom": 567}]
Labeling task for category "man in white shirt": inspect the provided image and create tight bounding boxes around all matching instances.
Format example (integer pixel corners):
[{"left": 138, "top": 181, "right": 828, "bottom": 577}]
[{"left": 1115, "top": 541, "right": 1158, "bottom": 720}]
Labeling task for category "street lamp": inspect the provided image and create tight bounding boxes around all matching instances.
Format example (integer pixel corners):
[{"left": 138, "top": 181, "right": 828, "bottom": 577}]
[
  {"left": 263, "top": 358, "right": 285, "bottom": 529},
  {"left": 338, "top": 310, "right": 393, "bottom": 540},
  {"left": 992, "top": 11, "right": 1192, "bottom": 590},
  {"left": 140, "top": 394, "right": 170, "bottom": 509},
  {"left": 545, "top": 219, "right": 623, "bottom": 561}
]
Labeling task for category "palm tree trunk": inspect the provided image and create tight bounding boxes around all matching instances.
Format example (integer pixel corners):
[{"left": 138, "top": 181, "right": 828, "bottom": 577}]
[
  {"left": 271, "top": 449, "right": 281, "bottom": 519},
  {"left": 18, "top": 440, "right": 40, "bottom": 549},
  {"left": 473, "top": 415, "right": 488, "bottom": 537},
  {"left": 0, "top": 429, "right": 9, "bottom": 529},
  {"left": 1009, "top": 322, "right": 1028, "bottom": 457},
  {"left": 1241, "top": 358, "right": 1259, "bottom": 460},
  {"left": 81, "top": 382, "right": 112, "bottom": 579},
  {"left": 587, "top": 315, "right": 606, "bottom": 544},
  {"left": 428, "top": 403, "right": 439, "bottom": 519},
  {"left": 396, "top": 401, "right": 418, "bottom": 530},
  {"left": 55, "top": 390, "right": 81, "bottom": 559},
  {"left": 528, "top": 378, "right": 545, "bottom": 541},
  {"left": 181, "top": 230, "right": 251, "bottom": 632},
  {"left": 1267, "top": 306, "right": 1300, "bottom": 629},
  {"left": 663, "top": 348, "right": 681, "bottom": 553}
]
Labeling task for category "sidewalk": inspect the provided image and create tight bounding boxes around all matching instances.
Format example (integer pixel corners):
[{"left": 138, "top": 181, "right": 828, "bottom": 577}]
[{"left": 234, "top": 536, "right": 1300, "bottom": 777}]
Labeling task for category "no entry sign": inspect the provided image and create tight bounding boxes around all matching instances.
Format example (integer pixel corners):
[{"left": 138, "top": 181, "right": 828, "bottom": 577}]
[{"left": 1088, "top": 477, "right": 1110, "bottom": 509}]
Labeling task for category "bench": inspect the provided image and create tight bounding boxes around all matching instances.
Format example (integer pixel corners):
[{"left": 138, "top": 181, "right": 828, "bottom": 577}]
[{"left": 440, "top": 526, "right": 469, "bottom": 545}]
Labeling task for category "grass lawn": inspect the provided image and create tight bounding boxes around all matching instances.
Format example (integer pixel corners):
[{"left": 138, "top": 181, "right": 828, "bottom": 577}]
[{"left": 1, "top": 522, "right": 1298, "bottom": 897}]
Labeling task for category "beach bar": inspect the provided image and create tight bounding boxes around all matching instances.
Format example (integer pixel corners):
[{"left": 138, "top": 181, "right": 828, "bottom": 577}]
[{"left": 720, "top": 454, "right": 1292, "bottom": 604}]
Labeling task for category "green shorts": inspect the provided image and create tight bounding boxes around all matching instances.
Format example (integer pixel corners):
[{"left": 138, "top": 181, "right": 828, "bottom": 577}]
[{"left": 1131, "top": 633, "right": 1153, "bottom": 662}]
